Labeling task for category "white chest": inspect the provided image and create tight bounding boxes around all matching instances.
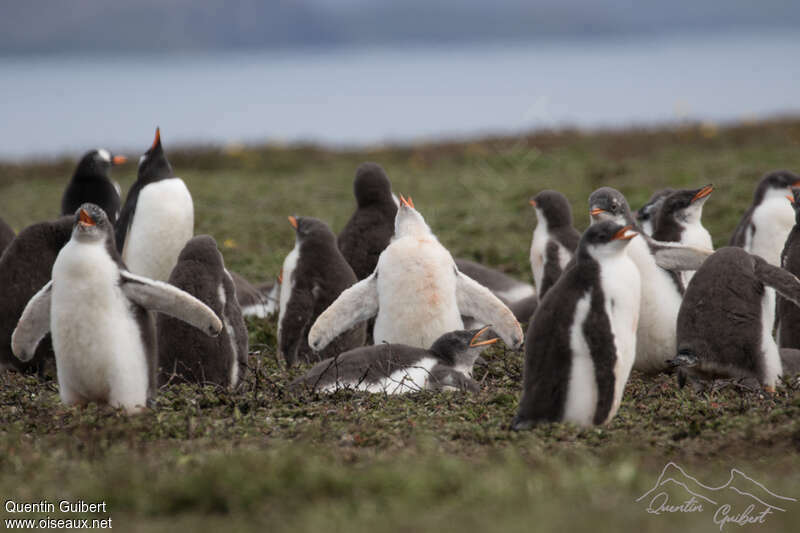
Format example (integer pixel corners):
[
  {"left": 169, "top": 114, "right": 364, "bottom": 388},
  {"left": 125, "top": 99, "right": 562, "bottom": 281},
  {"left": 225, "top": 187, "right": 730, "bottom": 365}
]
[
  {"left": 530, "top": 220, "right": 549, "bottom": 290},
  {"left": 277, "top": 244, "right": 299, "bottom": 346},
  {"left": 324, "top": 357, "right": 439, "bottom": 395},
  {"left": 748, "top": 197, "right": 795, "bottom": 266}
]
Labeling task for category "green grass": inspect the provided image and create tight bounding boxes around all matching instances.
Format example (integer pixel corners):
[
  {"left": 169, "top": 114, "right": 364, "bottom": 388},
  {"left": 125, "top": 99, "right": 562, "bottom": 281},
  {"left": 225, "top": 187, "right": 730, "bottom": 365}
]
[{"left": 2, "top": 119, "right": 800, "bottom": 532}]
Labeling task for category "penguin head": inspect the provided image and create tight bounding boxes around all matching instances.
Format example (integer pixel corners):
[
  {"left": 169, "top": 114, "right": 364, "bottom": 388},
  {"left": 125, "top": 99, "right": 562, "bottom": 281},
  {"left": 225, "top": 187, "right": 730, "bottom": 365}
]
[
  {"left": 753, "top": 170, "right": 800, "bottom": 204},
  {"left": 529, "top": 190, "right": 573, "bottom": 228},
  {"left": 73, "top": 149, "right": 127, "bottom": 181},
  {"left": 579, "top": 221, "right": 637, "bottom": 260},
  {"left": 137, "top": 127, "right": 174, "bottom": 183},
  {"left": 656, "top": 185, "right": 713, "bottom": 226},
  {"left": 430, "top": 326, "right": 498, "bottom": 369},
  {"left": 177, "top": 235, "right": 224, "bottom": 270},
  {"left": 71, "top": 203, "right": 113, "bottom": 244},
  {"left": 288, "top": 215, "right": 336, "bottom": 248},
  {"left": 353, "top": 162, "right": 394, "bottom": 207},
  {"left": 790, "top": 189, "right": 800, "bottom": 224},
  {"left": 393, "top": 194, "right": 432, "bottom": 238},
  {"left": 635, "top": 188, "right": 674, "bottom": 229},
  {"left": 588, "top": 187, "right": 634, "bottom": 226}
]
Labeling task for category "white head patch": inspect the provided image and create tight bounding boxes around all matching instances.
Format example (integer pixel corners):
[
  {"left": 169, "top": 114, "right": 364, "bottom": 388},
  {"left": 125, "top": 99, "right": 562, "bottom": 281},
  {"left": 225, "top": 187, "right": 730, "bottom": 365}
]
[{"left": 97, "top": 149, "right": 111, "bottom": 163}]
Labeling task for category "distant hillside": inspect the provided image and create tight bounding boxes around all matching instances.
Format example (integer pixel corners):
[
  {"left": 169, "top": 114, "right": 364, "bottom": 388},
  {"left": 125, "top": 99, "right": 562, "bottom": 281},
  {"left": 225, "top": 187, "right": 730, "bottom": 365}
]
[{"left": 2, "top": 0, "right": 799, "bottom": 54}]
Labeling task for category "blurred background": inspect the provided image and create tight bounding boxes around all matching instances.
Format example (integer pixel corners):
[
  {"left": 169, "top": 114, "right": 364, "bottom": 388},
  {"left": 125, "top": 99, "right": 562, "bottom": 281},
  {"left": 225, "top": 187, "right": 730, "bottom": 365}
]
[{"left": 1, "top": 0, "right": 798, "bottom": 159}]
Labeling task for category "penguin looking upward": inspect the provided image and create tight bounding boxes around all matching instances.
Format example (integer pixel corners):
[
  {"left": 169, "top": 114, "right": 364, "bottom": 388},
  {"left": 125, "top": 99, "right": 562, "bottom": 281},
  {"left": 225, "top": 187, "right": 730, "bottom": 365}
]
[
  {"left": 729, "top": 170, "right": 800, "bottom": 266},
  {"left": 512, "top": 221, "right": 641, "bottom": 429},
  {"left": 308, "top": 196, "right": 523, "bottom": 351},
  {"left": 338, "top": 162, "right": 398, "bottom": 280},
  {"left": 291, "top": 327, "right": 496, "bottom": 394},
  {"left": 529, "top": 190, "right": 580, "bottom": 298},
  {"left": 279, "top": 216, "right": 366, "bottom": 366},
  {"left": 115, "top": 128, "right": 194, "bottom": 282},
  {"left": 635, "top": 188, "right": 675, "bottom": 236},
  {"left": 61, "top": 149, "right": 126, "bottom": 225},
  {"left": 777, "top": 189, "right": 800, "bottom": 350},
  {"left": 0, "top": 216, "right": 15, "bottom": 256},
  {"left": 12, "top": 204, "right": 222, "bottom": 412}
]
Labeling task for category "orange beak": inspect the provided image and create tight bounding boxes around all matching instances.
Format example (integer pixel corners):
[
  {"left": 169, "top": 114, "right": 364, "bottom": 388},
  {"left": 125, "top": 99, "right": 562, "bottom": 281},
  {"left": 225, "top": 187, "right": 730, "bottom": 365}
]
[
  {"left": 590, "top": 208, "right": 605, "bottom": 216},
  {"left": 529, "top": 198, "right": 537, "bottom": 207},
  {"left": 288, "top": 215, "right": 298, "bottom": 229},
  {"left": 151, "top": 127, "right": 161, "bottom": 150},
  {"left": 787, "top": 194, "right": 795, "bottom": 204},
  {"left": 612, "top": 225, "right": 637, "bottom": 241},
  {"left": 692, "top": 184, "right": 713, "bottom": 202},
  {"left": 78, "top": 208, "right": 95, "bottom": 227},
  {"left": 278, "top": 269, "right": 283, "bottom": 284},
  {"left": 469, "top": 326, "right": 499, "bottom": 347},
  {"left": 112, "top": 155, "right": 127, "bottom": 165}
]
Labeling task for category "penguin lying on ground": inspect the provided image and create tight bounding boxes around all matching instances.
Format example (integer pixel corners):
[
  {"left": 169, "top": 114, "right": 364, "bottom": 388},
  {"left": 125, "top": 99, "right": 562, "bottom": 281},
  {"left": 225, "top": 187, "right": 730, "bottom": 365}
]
[
  {"left": 308, "top": 196, "right": 523, "bottom": 351},
  {"left": 669, "top": 246, "right": 800, "bottom": 391},
  {"left": 529, "top": 190, "right": 580, "bottom": 298},
  {"left": 779, "top": 189, "right": 800, "bottom": 350},
  {"left": 61, "top": 149, "right": 126, "bottom": 224},
  {"left": 116, "top": 128, "right": 193, "bottom": 282},
  {"left": 12, "top": 204, "right": 222, "bottom": 413},
  {"left": 454, "top": 259, "right": 537, "bottom": 323},
  {"left": 0, "top": 216, "right": 73, "bottom": 374},
  {"left": 512, "top": 221, "right": 641, "bottom": 429},
  {"left": 0, "top": 216, "right": 15, "bottom": 256},
  {"left": 635, "top": 188, "right": 675, "bottom": 236},
  {"left": 291, "top": 327, "right": 496, "bottom": 394},
  {"left": 230, "top": 271, "right": 277, "bottom": 318},
  {"left": 157, "top": 236, "right": 248, "bottom": 388},
  {"left": 279, "top": 216, "right": 365, "bottom": 366}
]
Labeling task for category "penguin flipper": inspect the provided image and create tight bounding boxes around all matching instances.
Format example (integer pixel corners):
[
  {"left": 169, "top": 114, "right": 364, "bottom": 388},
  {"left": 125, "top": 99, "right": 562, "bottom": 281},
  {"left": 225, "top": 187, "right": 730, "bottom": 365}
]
[
  {"left": 539, "top": 241, "right": 563, "bottom": 298},
  {"left": 753, "top": 256, "right": 800, "bottom": 306},
  {"left": 308, "top": 273, "right": 378, "bottom": 352},
  {"left": 455, "top": 271, "right": 523, "bottom": 349},
  {"left": 120, "top": 271, "right": 223, "bottom": 336},
  {"left": 11, "top": 281, "right": 53, "bottom": 362},
  {"left": 652, "top": 244, "right": 713, "bottom": 272}
]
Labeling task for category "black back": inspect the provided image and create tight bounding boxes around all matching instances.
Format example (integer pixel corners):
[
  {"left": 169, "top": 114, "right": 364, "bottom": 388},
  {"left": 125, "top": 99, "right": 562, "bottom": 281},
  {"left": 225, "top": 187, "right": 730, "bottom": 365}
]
[
  {"left": 730, "top": 170, "right": 800, "bottom": 247},
  {"left": 61, "top": 150, "right": 122, "bottom": 225},
  {"left": 337, "top": 163, "right": 397, "bottom": 280},
  {"left": 778, "top": 189, "right": 800, "bottom": 349},
  {"left": 635, "top": 188, "right": 674, "bottom": 229},
  {"left": 0, "top": 216, "right": 15, "bottom": 257},
  {"left": 157, "top": 235, "right": 247, "bottom": 387},
  {"left": 115, "top": 129, "right": 174, "bottom": 251}
]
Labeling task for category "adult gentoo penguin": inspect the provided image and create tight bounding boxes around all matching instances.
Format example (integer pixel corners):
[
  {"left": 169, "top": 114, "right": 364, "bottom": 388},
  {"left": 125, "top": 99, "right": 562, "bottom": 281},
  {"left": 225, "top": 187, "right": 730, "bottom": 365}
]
[
  {"left": 291, "top": 327, "right": 496, "bottom": 394},
  {"left": 0, "top": 216, "right": 73, "bottom": 374},
  {"left": 512, "top": 221, "right": 641, "bottom": 429},
  {"left": 115, "top": 128, "right": 194, "bottom": 281},
  {"left": 729, "top": 170, "right": 800, "bottom": 266},
  {"left": 777, "top": 189, "right": 800, "bottom": 349},
  {"left": 12, "top": 204, "right": 222, "bottom": 412},
  {"left": 670, "top": 246, "right": 800, "bottom": 391},
  {"left": 157, "top": 236, "right": 248, "bottom": 388},
  {"left": 529, "top": 190, "right": 580, "bottom": 298},
  {"left": 308, "top": 196, "right": 523, "bottom": 351},
  {"left": 338, "top": 162, "right": 398, "bottom": 280},
  {"left": 635, "top": 188, "right": 675, "bottom": 236},
  {"left": 0, "top": 216, "right": 15, "bottom": 256},
  {"left": 61, "top": 149, "right": 126, "bottom": 224},
  {"left": 279, "top": 216, "right": 365, "bottom": 366}
]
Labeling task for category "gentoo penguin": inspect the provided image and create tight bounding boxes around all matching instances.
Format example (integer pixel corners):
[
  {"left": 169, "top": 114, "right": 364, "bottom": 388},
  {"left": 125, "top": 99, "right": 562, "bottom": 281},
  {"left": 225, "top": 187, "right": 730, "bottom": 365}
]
[
  {"left": 338, "top": 162, "right": 398, "bottom": 280},
  {"left": 0, "top": 216, "right": 15, "bottom": 256},
  {"left": 670, "top": 246, "right": 800, "bottom": 391},
  {"left": 308, "top": 196, "right": 523, "bottom": 351},
  {"left": 291, "top": 327, "right": 497, "bottom": 394},
  {"left": 777, "top": 189, "right": 800, "bottom": 349},
  {"left": 729, "top": 170, "right": 800, "bottom": 266},
  {"left": 529, "top": 190, "right": 580, "bottom": 298},
  {"left": 230, "top": 271, "right": 278, "bottom": 318},
  {"left": 279, "top": 216, "right": 365, "bottom": 366},
  {"left": 588, "top": 187, "right": 684, "bottom": 374},
  {"left": 115, "top": 128, "right": 194, "bottom": 281},
  {"left": 635, "top": 188, "right": 675, "bottom": 236},
  {"left": 454, "top": 258, "right": 537, "bottom": 322},
  {"left": 0, "top": 216, "right": 73, "bottom": 374},
  {"left": 61, "top": 149, "right": 126, "bottom": 224},
  {"left": 11, "top": 204, "right": 222, "bottom": 412},
  {"left": 512, "top": 221, "right": 641, "bottom": 429},
  {"left": 157, "top": 236, "right": 248, "bottom": 388}
]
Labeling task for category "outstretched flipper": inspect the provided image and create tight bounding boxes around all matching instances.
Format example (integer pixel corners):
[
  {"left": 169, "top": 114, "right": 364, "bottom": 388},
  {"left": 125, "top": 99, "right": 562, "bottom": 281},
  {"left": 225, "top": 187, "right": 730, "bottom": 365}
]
[
  {"left": 308, "top": 273, "right": 379, "bottom": 352},
  {"left": 753, "top": 256, "right": 800, "bottom": 306},
  {"left": 652, "top": 244, "right": 714, "bottom": 272},
  {"left": 455, "top": 271, "right": 523, "bottom": 348},
  {"left": 11, "top": 281, "right": 53, "bottom": 362},
  {"left": 120, "top": 271, "right": 222, "bottom": 336}
]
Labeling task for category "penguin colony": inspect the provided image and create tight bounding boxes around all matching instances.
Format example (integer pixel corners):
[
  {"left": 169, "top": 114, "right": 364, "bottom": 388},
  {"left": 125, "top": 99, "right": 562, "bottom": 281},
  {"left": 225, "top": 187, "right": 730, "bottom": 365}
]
[{"left": 2, "top": 128, "right": 800, "bottom": 428}]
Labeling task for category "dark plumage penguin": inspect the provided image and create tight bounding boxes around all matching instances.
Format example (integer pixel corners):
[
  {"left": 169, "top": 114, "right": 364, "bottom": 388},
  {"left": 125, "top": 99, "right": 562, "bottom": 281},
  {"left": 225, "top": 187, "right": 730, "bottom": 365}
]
[
  {"left": 291, "top": 327, "right": 497, "bottom": 394},
  {"left": 230, "top": 271, "right": 277, "bottom": 318},
  {"left": 454, "top": 258, "right": 537, "bottom": 322},
  {"left": 0, "top": 216, "right": 15, "bottom": 256},
  {"left": 157, "top": 236, "right": 248, "bottom": 388},
  {"left": 777, "top": 189, "right": 800, "bottom": 350},
  {"left": 0, "top": 216, "right": 72, "bottom": 374},
  {"left": 670, "top": 247, "right": 800, "bottom": 391},
  {"left": 12, "top": 205, "right": 221, "bottom": 412},
  {"left": 61, "top": 149, "right": 126, "bottom": 224},
  {"left": 115, "top": 128, "right": 194, "bottom": 281},
  {"left": 338, "top": 162, "right": 398, "bottom": 280},
  {"left": 512, "top": 222, "right": 640, "bottom": 429},
  {"left": 729, "top": 170, "right": 800, "bottom": 266},
  {"left": 529, "top": 190, "right": 580, "bottom": 298},
  {"left": 635, "top": 188, "right": 675, "bottom": 236},
  {"left": 279, "top": 216, "right": 366, "bottom": 366}
]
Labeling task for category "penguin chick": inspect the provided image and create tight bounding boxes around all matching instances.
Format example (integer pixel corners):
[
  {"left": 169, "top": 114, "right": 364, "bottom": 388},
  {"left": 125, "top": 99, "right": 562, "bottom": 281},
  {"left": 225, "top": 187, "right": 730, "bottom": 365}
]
[
  {"left": 529, "top": 190, "right": 580, "bottom": 298},
  {"left": 230, "top": 271, "right": 278, "bottom": 318},
  {"left": 279, "top": 216, "right": 366, "bottom": 366},
  {"left": 291, "top": 327, "right": 496, "bottom": 394},
  {"left": 157, "top": 236, "right": 248, "bottom": 389},
  {"left": 512, "top": 221, "right": 641, "bottom": 429},
  {"left": 636, "top": 188, "right": 675, "bottom": 236},
  {"left": 779, "top": 189, "right": 800, "bottom": 350},
  {"left": 61, "top": 149, "right": 126, "bottom": 224},
  {"left": 0, "top": 216, "right": 15, "bottom": 256}
]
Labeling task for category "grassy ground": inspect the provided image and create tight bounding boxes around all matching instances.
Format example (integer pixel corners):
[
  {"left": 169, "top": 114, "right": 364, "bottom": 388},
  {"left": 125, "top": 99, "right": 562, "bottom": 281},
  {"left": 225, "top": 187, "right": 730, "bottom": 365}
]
[{"left": 1, "top": 119, "right": 800, "bottom": 531}]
